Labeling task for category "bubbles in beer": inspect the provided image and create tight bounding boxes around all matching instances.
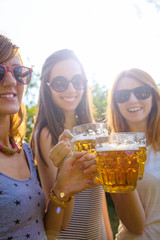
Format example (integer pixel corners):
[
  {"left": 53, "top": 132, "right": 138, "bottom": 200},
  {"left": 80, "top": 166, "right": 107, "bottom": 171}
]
[{"left": 96, "top": 144, "right": 139, "bottom": 193}]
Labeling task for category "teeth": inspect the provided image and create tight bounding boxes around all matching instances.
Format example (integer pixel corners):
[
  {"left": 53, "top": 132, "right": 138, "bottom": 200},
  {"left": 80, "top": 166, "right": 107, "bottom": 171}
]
[
  {"left": 63, "top": 97, "right": 76, "bottom": 102},
  {"left": 0, "top": 94, "right": 14, "bottom": 98},
  {"left": 128, "top": 107, "right": 141, "bottom": 112}
]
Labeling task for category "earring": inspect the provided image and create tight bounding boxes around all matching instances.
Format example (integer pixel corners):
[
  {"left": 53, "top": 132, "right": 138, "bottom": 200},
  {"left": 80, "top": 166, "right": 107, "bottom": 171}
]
[{"left": 3, "top": 81, "right": 6, "bottom": 86}]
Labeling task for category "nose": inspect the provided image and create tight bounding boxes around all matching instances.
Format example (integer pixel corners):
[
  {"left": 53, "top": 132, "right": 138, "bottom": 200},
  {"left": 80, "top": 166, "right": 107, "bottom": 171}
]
[
  {"left": 3, "top": 71, "right": 17, "bottom": 87},
  {"left": 66, "top": 82, "right": 75, "bottom": 92},
  {"left": 128, "top": 92, "right": 138, "bottom": 102}
]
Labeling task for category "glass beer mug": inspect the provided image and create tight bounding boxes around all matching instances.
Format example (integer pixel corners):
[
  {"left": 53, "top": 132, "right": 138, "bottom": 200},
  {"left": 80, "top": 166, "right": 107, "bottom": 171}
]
[
  {"left": 72, "top": 123, "right": 108, "bottom": 154},
  {"left": 95, "top": 133, "right": 139, "bottom": 193},
  {"left": 136, "top": 132, "right": 147, "bottom": 180}
]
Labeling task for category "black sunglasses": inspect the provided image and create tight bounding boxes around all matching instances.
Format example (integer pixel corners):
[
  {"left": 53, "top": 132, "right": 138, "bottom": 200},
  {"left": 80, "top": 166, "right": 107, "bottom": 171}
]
[
  {"left": 115, "top": 85, "right": 152, "bottom": 103},
  {"left": 0, "top": 64, "right": 32, "bottom": 85},
  {"left": 47, "top": 74, "right": 85, "bottom": 92}
]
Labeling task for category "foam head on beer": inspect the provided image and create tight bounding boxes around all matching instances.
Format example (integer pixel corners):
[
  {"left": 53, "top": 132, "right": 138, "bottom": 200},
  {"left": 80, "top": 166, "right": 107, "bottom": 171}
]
[{"left": 96, "top": 143, "right": 139, "bottom": 152}]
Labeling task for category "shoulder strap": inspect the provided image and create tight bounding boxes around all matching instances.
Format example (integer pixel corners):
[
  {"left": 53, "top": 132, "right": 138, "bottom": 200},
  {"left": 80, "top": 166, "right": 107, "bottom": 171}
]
[{"left": 23, "top": 142, "right": 37, "bottom": 179}]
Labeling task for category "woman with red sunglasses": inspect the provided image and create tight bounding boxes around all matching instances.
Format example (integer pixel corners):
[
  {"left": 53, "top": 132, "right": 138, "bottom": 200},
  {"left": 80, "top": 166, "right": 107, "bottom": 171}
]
[
  {"left": 0, "top": 35, "right": 101, "bottom": 240},
  {"left": 107, "top": 68, "right": 160, "bottom": 239},
  {"left": 30, "top": 49, "right": 113, "bottom": 240}
]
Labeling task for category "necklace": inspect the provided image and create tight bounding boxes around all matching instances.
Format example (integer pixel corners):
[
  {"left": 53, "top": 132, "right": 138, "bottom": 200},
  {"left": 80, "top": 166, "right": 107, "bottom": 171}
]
[{"left": 0, "top": 138, "right": 20, "bottom": 155}]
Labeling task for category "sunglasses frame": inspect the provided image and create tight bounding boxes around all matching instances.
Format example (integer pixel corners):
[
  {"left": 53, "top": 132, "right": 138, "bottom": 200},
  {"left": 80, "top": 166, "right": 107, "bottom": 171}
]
[
  {"left": 47, "top": 74, "right": 86, "bottom": 92},
  {"left": 115, "top": 85, "right": 152, "bottom": 104},
  {"left": 0, "top": 64, "right": 33, "bottom": 85}
]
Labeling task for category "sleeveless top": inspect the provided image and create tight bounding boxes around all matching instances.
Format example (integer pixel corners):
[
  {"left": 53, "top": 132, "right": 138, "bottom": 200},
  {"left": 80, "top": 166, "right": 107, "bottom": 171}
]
[
  {"left": 0, "top": 143, "right": 47, "bottom": 240},
  {"left": 56, "top": 186, "right": 107, "bottom": 240},
  {"left": 116, "top": 146, "right": 160, "bottom": 240}
]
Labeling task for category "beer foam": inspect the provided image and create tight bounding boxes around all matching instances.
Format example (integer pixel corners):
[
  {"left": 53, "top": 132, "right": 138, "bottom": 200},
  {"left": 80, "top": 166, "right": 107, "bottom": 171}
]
[
  {"left": 96, "top": 143, "right": 139, "bottom": 152},
  {"left": 73, "top": 134, "right": 97, "bottom": 142}
]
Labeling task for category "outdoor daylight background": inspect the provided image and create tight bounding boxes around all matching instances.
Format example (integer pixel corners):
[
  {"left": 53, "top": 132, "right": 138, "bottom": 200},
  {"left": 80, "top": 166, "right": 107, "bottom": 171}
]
[
  {"left": 1, "top": 0, "right": 160, "bottom": 89},
  {"left": 1, "top": 0, "right": 160, "bottom": 237}
]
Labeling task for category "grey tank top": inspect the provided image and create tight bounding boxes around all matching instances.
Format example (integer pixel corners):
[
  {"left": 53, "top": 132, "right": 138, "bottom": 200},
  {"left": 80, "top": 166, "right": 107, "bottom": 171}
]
[
  {"left": 0, "top": 143, "right": 47, "bottom": 240},
  {"left": 56, "top": 186, "right": 107, "bottom": 240}
]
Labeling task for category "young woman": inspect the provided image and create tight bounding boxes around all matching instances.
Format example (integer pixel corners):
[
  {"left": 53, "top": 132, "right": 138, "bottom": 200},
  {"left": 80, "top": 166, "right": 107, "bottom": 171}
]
[
  {"left": 107, "top": 68, "right": 160, "bottom": 239},
  {"left": 30, "top": 49, "right": 113, "bottom": 240},
  {"left": 0, "top": 35, "right": 99, "bottom": 240}
]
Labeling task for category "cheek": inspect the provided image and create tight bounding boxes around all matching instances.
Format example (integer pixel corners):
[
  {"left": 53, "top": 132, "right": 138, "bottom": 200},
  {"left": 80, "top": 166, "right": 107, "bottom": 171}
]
[
  {"left": 51, "top": 91, "right": 59, "bottom": 103},
  {"left": 117, "top": 103, "right": 126, "bottom": 116},
  {"left": 145, "top": 97, "right": 153, "bottom": 114},
  {"left": 78, "top": 90, "right": 84, "bottom": 100},
  {"left": 18, "top": 86, "right": 24, "bottom": 101}
]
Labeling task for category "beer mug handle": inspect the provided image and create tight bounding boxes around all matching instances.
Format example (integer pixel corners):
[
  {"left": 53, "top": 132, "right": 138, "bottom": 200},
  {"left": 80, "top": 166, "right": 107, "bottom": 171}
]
[{"left": 69, "top": 138, "right": 75, "bottom": 152}]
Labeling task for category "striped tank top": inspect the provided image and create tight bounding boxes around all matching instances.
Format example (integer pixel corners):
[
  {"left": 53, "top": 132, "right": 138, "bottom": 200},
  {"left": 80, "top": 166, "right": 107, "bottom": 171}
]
[{"left": 56, "top": 186, "right": 107, "bottom": 240}]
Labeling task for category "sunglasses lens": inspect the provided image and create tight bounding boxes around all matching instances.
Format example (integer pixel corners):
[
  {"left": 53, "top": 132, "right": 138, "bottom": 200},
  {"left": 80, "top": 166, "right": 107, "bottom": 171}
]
[
  {"left": 115, "top": 90, "right": 130, "bottom": 103},
  {"left": 13, "top": 66, "right": 31, "bottom": 85},
  {"left": 72, "top": 74, "right": 84, "bottom": 90},
  {"left": 51, "top": 76, "right": 68, "bottom": 92},
  {"left": 0, "top": 66, "right": 5, "bottom": 82},
  {"left": 134, "top": 85, "right": 152, "bottom": 100}
]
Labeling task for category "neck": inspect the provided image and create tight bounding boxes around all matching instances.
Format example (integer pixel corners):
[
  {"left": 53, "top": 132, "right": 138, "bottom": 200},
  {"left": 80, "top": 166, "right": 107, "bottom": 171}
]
[
  {"left": 128, "top": 121, "right": 150, "bottom": 146},
  {"left": 128, "top": 121, "right": 147, "bottom": 133},
  {"left": 0, "top": 116, "right": 11, "bottom": 147},
  {"left": 63, "top": 111, "right": 77, "bottom": 132}
]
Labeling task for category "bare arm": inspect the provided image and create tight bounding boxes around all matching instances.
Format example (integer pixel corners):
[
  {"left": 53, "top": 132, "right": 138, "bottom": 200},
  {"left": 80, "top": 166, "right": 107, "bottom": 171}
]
[
  {"left": 44, "top": 151, "right": 98, "bottom": 239},
  {"left": 111, "top": 190, "right": 145, "bottom": 235},
  {"left": 34, "top": 127, "right": 73, "bottom": 234},
  {"left": 102, "top": 192, "right": 113, "bottom": 240}
]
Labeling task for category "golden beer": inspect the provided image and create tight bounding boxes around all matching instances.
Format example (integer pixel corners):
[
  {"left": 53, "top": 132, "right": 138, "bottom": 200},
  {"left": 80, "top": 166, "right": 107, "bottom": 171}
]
[
  {"left": 74, "top": 136, "right": 96, "bottom": 154},
  {"left": 136, "top": 146, "right": 147, "bottom": 180},
  {"left": 73, "top": 123, "right": 107, "bottom": 154},
  {"left": 96, "top": 145, "right": 139, "bottom": 193}
]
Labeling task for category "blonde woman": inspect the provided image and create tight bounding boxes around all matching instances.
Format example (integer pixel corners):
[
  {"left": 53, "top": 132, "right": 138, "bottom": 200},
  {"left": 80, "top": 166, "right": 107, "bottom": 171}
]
[{"left": 107, "top": 68, "right": 160, "bottom": 239}]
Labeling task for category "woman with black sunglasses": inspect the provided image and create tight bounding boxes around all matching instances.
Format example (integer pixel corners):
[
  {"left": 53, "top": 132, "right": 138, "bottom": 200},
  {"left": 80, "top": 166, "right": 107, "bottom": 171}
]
[
  {"left": 30, "top": 49, "right": 113, "bottom": 240},
  {"left": 0, "top": 35, "right": 102, "bottom": 240},
  {"left": 107, "top": 68, "right": 160, "bottom": 239}
]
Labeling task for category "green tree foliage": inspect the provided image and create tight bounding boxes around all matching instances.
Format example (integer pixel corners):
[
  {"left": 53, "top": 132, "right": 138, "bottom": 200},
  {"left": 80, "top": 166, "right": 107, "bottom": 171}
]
[
  {"left": 24, "top": 69, "right": 40, "bottom": 142},
  {"left": 91, "top": 81, "right": 108, "bottom": 122}
]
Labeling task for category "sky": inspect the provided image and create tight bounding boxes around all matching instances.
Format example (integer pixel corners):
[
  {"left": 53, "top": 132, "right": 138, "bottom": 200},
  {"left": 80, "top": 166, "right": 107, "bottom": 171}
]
[{"left": 1, "top": 0, "right": 160, "bottom": 89}]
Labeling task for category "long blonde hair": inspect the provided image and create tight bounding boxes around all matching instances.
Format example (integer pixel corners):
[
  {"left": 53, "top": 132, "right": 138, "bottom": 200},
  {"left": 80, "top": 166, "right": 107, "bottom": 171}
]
[
  {"left": 0, "top": 34, "right": 26, "bottom": 146},
  {"left": 107, "top": 68, "right": 160, "bottom": 151}
]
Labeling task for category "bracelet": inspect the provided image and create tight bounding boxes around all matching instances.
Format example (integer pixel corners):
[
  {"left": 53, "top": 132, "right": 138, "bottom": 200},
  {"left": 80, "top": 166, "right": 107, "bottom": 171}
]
[{"left": 49, "top": 189, "right": 73, "bottom": 209}]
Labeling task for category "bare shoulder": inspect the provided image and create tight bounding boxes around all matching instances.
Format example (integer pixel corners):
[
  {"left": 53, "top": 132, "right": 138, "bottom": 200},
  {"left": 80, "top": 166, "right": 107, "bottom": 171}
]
[
  {"left": 37, "top": 127, "right": 52, "bottom": 148},
  {"left": 34, "top": 127, "right": 58, "bottom": 196},
  {"left": 40, "top": 127, "right": 51, "bottom": 140},
  {"left": 33, "top": 127, "right": 52, "bottom": 162}
]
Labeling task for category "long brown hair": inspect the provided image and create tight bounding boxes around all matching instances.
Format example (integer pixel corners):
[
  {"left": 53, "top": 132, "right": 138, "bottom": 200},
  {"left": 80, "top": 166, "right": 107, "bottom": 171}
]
[
  {"left": 0, "top": 35, "right": 26, "bottom": 146},
  {"left": 107, "top": 68, "right": 160, "bottom": 151},
  {"left": 30, "top": 49, "right": 93, "bottom": 164}
]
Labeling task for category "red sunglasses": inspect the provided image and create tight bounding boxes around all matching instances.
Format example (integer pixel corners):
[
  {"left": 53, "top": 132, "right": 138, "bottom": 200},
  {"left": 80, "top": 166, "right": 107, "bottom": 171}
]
[{"left": 0, "top": 64, "right": 32, "bottom": 85}]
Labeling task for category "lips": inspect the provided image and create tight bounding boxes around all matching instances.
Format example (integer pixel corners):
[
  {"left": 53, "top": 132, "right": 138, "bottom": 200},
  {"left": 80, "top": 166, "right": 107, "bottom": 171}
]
[
  {"left": 0, "top": 94, "right": 15, "bottom": 98},
  {"left": 0, "top": 92, "right": 16, "bottom": 100},
  {"left": 128, "top": 107, "right": 142, "bottom": 112},
  {"left": 61, "top": 97, "right": 77, "bottom": 102}
]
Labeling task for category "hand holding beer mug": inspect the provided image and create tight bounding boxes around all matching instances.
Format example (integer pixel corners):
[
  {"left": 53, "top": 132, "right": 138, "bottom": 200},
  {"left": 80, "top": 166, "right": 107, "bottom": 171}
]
[
  {"left": 136, "top": 133, "right": 147, "bottom": 180},
  {"left": 96, "top": 133, "right": 139, "bottom": 193},
  {"left": 72, "top": 123, "right": 108, "bottom": 154}
]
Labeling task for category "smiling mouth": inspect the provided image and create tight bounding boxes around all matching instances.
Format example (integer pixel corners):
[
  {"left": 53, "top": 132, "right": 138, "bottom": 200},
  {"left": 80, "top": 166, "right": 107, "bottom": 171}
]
[
  {"left": 128, "top": 107, "right": 142, "bottom": 112},
  {"left": 62, "top": 97, "right": 77, "bottom": 102},
  {"left": 0, "top": 94, "right": 15, "bottom": 98}
]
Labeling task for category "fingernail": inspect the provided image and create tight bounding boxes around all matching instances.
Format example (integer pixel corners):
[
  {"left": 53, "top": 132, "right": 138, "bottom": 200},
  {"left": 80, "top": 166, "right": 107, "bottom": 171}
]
[{"left": 68, "top": 133, "right": 73, "bottom": 138}]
